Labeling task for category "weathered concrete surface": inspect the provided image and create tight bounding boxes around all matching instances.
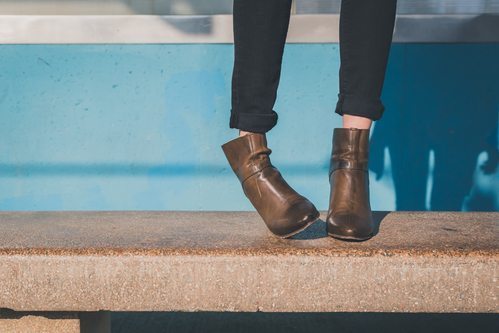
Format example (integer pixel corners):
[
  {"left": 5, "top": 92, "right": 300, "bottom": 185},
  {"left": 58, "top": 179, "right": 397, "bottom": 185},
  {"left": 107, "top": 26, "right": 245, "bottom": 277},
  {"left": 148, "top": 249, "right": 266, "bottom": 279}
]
[{"left": 0, "top": 211, "right": 497, "bottom": 313}]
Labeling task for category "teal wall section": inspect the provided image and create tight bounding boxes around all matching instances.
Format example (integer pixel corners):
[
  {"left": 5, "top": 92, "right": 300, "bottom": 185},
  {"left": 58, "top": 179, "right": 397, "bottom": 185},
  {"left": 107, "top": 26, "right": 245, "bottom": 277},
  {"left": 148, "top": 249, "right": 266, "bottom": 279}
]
[{"left": 0, "top": 44, "right": 497, "bottom": 211}]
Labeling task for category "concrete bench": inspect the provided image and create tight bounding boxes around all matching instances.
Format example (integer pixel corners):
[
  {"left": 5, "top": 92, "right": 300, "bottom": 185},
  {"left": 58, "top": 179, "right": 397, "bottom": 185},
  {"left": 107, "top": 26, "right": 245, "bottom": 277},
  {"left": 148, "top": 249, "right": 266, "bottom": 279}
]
[{"left": 0, "top": 211, "right": 497, "bottom": 332}]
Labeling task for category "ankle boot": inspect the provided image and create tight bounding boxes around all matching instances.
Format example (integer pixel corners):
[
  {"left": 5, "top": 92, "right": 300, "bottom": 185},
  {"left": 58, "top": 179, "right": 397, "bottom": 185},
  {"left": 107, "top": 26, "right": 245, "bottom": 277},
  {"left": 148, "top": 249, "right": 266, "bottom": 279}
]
[
  {"left": 326, "top": 128, "right": 375, "bottom": 241},
  {"left": 221, "top": 133, "right": 320, "bottom": 238}
]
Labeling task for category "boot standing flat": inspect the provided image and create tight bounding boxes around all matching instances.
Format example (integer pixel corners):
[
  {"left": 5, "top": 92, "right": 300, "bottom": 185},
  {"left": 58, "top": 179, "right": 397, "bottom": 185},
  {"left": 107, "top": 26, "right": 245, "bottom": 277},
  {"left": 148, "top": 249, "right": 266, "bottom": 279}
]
[
  {"left": 222, "top": 133, "right": 320, "bottom": 238},
  {"left": 326, "top": 128, "right": 375, "bottom": 241}
]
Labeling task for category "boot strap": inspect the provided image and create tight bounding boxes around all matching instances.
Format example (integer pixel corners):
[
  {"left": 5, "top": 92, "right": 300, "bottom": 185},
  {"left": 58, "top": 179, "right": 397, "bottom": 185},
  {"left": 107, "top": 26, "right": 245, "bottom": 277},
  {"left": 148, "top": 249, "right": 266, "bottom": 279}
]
[
  {"left": 331, "top": 160, "right": 368, "bottom": 173},
  {"left": 237, "top": 159, "right": 272, "bottom": 184}
]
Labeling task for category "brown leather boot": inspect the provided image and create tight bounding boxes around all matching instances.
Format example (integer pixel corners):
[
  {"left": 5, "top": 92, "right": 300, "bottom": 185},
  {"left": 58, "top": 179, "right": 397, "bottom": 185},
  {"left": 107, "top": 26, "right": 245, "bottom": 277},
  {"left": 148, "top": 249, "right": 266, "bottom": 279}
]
[
  {"left": 221, "top": 133, "right": 320, "bottom": 238},
  {"left": 326, "top": 128, "right": 375, "bottom": 241}
]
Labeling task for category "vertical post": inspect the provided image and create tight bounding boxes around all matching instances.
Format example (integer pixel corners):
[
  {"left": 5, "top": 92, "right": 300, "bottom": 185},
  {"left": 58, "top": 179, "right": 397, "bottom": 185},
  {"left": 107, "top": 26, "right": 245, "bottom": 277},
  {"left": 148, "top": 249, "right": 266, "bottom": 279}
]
[{"left": 79, "top": 311, "right": 111, "bottom": 333}]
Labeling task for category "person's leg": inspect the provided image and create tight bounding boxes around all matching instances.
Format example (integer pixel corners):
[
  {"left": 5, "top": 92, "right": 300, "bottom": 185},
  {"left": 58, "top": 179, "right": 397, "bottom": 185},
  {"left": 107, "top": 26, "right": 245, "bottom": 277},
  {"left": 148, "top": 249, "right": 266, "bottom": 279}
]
[
  {"left": 336, "top": 0, "right": 397, "bottom": 129},
  {"left": 230, "top": 0, "right": 292, "bottom": 136},
  {"left": 222, "top": 0, "right": 318, "bottom": 238},
  {"left": 327, "top": 0, "right": 397, "bottom": 241}
]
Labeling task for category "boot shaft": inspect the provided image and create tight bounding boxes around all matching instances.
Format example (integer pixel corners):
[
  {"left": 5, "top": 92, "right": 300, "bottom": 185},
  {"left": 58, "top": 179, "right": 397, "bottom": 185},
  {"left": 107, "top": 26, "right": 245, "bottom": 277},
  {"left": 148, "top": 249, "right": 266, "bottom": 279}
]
[
  {"left": 330, "top": 128, "right": 370, "bottom": 176},
  {"left": 221, "top": 133, "right": 272, "bottom": 184}
]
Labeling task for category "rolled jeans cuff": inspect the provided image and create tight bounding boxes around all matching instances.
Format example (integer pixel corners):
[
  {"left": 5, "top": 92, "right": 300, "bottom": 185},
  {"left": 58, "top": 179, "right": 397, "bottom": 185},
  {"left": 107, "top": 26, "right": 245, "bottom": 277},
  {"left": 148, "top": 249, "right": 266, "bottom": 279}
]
[
  {"left": 334, "top": 93, "right": 385, "bottom": 121},
  {"left": 229, "top": 109, "right": 279, "bottom": 133}
]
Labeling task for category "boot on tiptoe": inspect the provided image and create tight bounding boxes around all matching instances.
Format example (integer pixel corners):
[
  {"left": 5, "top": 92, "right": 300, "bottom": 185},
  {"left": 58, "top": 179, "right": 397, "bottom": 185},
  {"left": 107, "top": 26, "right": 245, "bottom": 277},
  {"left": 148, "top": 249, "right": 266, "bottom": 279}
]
[
  {"left": 221, "top": 132, "right": 320, "bottom": 238},
  {"left": 326, "top": 127, "right": 375, "bottom": 241}
]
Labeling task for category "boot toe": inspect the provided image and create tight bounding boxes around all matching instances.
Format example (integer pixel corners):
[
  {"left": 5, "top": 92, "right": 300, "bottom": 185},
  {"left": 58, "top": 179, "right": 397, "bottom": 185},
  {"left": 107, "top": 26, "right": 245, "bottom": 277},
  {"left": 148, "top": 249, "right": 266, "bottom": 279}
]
[
  {"left": 272, "top": 200, "right": 320, "bottom": 238},
  {"left": 327, "top": 213, "right": 374, "bottom": 241}
]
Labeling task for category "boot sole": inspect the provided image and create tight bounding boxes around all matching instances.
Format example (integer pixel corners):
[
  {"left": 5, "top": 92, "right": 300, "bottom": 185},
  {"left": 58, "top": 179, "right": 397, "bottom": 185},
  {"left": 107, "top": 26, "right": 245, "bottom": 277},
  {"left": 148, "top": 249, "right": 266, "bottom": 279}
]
[
  {"left": 275, "top": 211, "right": 321, "bottom": 239},
  {"left": 327, "top": 232, "right": 374, "bottom": 242}
]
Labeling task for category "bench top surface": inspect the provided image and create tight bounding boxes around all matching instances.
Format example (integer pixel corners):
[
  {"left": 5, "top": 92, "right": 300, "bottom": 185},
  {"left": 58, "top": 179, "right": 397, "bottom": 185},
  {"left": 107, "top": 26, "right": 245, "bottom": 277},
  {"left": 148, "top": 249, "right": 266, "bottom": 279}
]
[{"left": 0, "top": 211, "right": 497, "bottom": 256}]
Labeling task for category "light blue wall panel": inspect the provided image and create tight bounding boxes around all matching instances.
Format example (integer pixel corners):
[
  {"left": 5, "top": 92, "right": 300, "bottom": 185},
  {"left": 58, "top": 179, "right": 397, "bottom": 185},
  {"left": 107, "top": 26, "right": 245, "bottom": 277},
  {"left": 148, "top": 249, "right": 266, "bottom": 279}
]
[{"left": 0, "top": 44, "right": 497, "bottom": 211}]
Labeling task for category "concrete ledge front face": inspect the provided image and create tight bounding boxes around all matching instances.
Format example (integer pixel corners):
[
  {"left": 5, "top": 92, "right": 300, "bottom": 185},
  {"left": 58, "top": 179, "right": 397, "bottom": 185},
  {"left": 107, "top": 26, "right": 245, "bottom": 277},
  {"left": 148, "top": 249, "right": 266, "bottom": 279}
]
[{"left": 0, "top": 254, "right": 496, "bottom": 313}]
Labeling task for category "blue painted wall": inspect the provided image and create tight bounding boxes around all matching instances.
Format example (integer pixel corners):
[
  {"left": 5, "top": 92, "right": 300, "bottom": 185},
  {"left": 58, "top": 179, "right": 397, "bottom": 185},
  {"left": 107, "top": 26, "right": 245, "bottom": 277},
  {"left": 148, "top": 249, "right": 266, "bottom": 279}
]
[{"left": 0, "top": 44, "right": 497, "bottom": 211}]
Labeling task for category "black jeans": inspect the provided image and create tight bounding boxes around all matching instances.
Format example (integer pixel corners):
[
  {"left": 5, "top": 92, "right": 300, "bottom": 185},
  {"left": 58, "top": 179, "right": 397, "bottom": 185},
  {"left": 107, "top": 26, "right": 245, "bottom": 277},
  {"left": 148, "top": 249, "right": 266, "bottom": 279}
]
[{"left": 230, "top": 0, "right": 397, "bottom": 133}]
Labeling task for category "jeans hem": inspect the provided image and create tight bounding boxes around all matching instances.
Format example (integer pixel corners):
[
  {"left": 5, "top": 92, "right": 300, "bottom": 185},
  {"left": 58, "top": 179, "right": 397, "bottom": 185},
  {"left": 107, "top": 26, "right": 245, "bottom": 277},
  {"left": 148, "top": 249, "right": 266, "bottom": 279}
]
[
  {"left": 229, "top": 109, "right": 278, "bottom": 133},
  {"left": 334, "top": 93, "right": 385, "bottom": 121}
]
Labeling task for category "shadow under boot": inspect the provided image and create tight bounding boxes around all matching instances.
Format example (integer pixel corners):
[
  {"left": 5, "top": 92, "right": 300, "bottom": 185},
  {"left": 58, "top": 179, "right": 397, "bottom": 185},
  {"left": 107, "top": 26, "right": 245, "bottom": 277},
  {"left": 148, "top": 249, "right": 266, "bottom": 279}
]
[
  {"left": 327, "top": 128, "right": 375, "bottom": 241},
  {"left": 222, "top": 133, "right": 320, "bottom": 238}
]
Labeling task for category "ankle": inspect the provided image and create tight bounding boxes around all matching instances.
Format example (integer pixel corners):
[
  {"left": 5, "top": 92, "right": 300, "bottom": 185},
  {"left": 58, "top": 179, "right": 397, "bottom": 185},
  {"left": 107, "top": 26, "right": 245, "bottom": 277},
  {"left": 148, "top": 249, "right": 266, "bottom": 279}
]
[
  {"left": 239, "top": 130, "right": 259, "bottom": 137},
  {"left": 342, "top": 115, "right": 372, "bottom": 130}
]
